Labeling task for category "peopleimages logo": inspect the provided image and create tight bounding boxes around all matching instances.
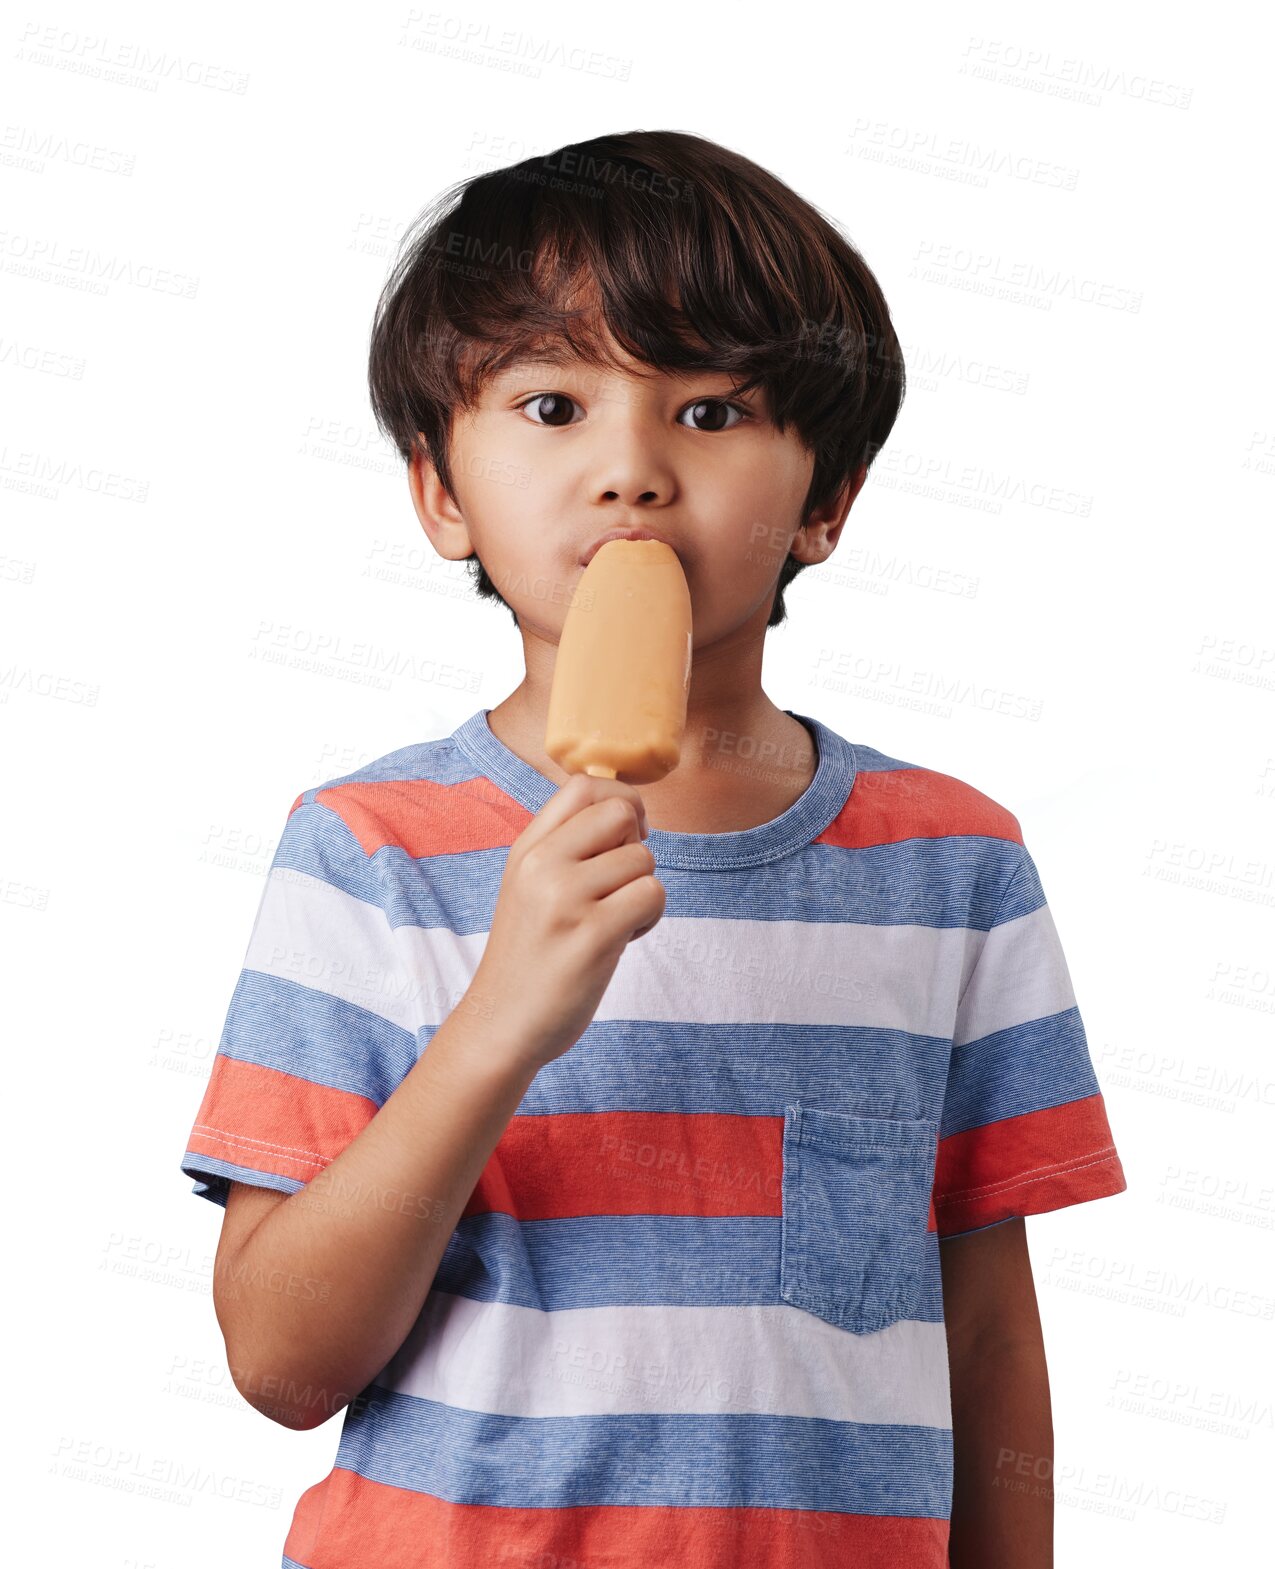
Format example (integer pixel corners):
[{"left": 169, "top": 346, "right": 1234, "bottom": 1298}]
[
  {"left": 0, "top": 229, "right": 199, "bottom": 299},
  {"left": 15, "top": 23, "right": 251, "bottom": 93}
]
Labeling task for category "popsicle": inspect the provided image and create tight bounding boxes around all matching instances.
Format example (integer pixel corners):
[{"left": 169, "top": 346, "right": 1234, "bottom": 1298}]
[{"left": 545, "top": 538, "right": 693, "bottom": 784}]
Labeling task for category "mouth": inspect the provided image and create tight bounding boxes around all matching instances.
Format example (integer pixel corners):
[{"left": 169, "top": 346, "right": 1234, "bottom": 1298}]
[{"left": 579, "top": 528, "right": 670, "bottom": 568}]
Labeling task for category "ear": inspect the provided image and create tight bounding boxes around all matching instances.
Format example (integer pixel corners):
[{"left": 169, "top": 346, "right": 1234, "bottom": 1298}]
[
  {"left": 788, "top": 462, "right": 868, "bottom": 567},
  {"left": 407, "top": 442, "right": 477, "bottom": 562}
]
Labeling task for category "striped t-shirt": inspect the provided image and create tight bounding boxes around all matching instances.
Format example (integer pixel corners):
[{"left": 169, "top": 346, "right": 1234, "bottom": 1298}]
[{"left": 181, "top": 706, "right": 1127, "bottom": 1569}]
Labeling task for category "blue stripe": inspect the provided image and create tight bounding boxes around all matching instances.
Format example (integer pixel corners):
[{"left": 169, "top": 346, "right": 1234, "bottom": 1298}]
[
  {"left": 516, "top": 1019, "right": 950, "bottom": 1118},
  {"left": 997, "top": 849, "right": 1048, "bottom": 923},
  {"left": 275, "top": 797, "right": 384, "bottom": 905},
  {"left": 941, "top": 1007, "right": 1098, "bottom": 1135},
  {"left": 382, "top": 833, "right": 1031, "bottom": 935},
  {"left": 220, "top": 970, "right": 418, "bottom": 1103},
  {"left": 183, "top": 1154, "right": 303, "bottom": 1208},
  {"left": 481, "top": 1013, "right": 1095, "bottom": 1137},
  {"left": 180, "top": 1167, "right": 947, "bottom": 1324},
  {"left": 435, "top": 1211, "right": 947, "bottom": 1322},
  {"left": 335, "top": 1387, "right": 954, "bottom": 1517}
]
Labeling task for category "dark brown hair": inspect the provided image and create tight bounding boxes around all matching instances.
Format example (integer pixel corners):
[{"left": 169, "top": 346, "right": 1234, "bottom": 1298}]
[{"left": 367, "top": 130, "right": 906, "bottom": 627}]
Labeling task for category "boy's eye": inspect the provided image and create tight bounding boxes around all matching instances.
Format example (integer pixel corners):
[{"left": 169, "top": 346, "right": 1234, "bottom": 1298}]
[
  {"left": 514, "top": 393, "right": 749, "bottom": 432},
  {"left": 679, "top": 399, "right": 749, "bottom": 432},
  {"left": 517, "top": 392, "right": 579, "bottom": 428}
]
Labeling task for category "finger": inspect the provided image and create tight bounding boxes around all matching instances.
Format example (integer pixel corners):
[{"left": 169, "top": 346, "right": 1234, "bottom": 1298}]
[
  {"left": 595, "top": 870, "right": 666, "bottom": 945},
  {"left": 552, "top": 795, "right": 650, "bottom": 867},
  {"left": 519, "top": 774, "right": 647, "bottom": 853},
  {"left": 574, "top": 839, "right": 658, "bottom": 903}
]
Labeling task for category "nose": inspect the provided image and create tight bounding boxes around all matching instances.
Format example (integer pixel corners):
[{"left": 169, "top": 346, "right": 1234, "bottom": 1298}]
[
  {"left": 602, "top": 486, "right": 659, "bottom": 503},
  {"left": 589, "top": 410, "right": 676, "bottom": 510}
]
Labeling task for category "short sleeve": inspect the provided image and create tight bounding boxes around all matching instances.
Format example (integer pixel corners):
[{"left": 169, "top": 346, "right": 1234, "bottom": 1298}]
[
  {"left": 933, "top": 842, "right": 1127, "bottom": 1240},
  {"left": 180, "top": 793, "right": 420, "bottom": 1209}
]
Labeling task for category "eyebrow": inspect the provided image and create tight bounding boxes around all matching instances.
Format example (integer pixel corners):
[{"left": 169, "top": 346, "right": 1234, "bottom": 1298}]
[
  {"left": 494, "top": 353, "right": 746, "bottom": 384},
  {"left": 497, "top": 349, "right": 591, "bottom": 375}
]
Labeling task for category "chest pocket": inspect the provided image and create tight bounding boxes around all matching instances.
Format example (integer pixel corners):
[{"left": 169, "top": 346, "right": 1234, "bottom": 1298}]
[{"left": 780, "top": 1102, "right": 938, "bottom": 1335}]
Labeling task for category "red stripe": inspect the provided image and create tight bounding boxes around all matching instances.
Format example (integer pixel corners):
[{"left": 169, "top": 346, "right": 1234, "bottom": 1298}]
[
  {"left": 185, "top": 1054, "right": 379, "bottom": 1188},
  {"left": 305, "top": 764, "right": 1023, "bottom": 860},
  {"left": 815, "top": 766, "right": 1023, "bottom": 850},
  {"left": 934, "top": 1094, "right": 1127, "bottom": 1236},
  {"left": 462, "top": 1110, "right": 942, "bottom": 1233},
  {"left": 314, "top": 776, "right": 531, "bottom": 857},
  {"left": 465, "top": 1111, "right": 784, "bottom": 1220},
  {"left": 192, "top": 1067, "right": 1124, "bottom": 1243},
  {"left": 287, "top": 1467, "right": 951, "bottom": 1569}
]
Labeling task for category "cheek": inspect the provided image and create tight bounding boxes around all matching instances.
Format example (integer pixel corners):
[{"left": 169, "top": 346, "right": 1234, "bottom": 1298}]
[
  {"left": 747, "top": 503, "right": 807, "bottom": 571},
  {"left": 736, "top": 441, "right": 810, "bottom": 507}
]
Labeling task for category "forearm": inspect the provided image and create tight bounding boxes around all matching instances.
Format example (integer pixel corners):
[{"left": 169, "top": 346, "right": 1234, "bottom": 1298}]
[
  {"left": 947, "top": 1337, "right": 1054, "bottom": 1569},
  {"left": 216, "top": 998, "right": 540, "bottom": 1430}
]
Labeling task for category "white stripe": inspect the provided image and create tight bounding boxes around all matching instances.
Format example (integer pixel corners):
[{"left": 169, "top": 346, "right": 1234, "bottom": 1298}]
[
  {"left": 952, "top": 904, "right": 1076, "bottom": 1047},
  {"left": 395, "top": 915, "right": 971, "bottom": 1036},
  {"left": 245, "top": 866, "right": 427, "bottom": 1033},
  {"left": 599, "top": 916, "right": 968, "bottom": 1034},
  {"left": 250, "top": 872, "right": 1060, "bottom": 1047},
  {"left": 374, "top": 1290, "right": 952, "bottom": 1428}
]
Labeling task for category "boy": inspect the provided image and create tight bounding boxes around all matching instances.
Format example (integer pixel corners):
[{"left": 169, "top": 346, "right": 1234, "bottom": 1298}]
[{"left": 181, "top": 131, "right": 1127, "bottom": 1568}]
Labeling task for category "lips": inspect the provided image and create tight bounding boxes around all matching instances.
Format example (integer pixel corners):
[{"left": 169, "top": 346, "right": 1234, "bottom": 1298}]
[{"left": 579, "top": 528, "right": 668, "bottom": 567}]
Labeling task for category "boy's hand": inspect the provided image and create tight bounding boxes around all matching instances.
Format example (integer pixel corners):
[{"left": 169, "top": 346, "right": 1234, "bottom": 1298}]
[{"left": 463, "top": 773, "right": 665, "bottom": 1071}]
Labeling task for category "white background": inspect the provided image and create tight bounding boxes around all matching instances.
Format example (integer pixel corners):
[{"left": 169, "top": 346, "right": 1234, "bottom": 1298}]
[{"left": 4, "top": 0, "right": 1272, "bottom": 1563}]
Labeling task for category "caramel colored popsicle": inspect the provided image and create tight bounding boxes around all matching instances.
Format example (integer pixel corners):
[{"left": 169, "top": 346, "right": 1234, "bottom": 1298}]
[{"left": 545, "top": 539, "right": 693, "bottom": 784}]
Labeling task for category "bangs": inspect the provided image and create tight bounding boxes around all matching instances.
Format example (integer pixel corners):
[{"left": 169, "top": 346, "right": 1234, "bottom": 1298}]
[{"left": 437, "top": 190, "right": 795, "bottom": 415}]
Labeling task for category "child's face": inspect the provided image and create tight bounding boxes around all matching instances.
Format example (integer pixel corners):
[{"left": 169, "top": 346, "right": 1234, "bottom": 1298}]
[{"left": 411, "top": 335, "right": 856, "bottom": 650}]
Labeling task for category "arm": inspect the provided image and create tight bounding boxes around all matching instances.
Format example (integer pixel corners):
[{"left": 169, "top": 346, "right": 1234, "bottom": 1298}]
[
  {"left": 940, "top": 1218, "right": 1054, "bottom": 1568},
  {"left": 211, "top": 772, "right": 662, "bottom": 1433},
  {"left": 214, "top": 999, "right": 539, "bottom": 1431}
]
